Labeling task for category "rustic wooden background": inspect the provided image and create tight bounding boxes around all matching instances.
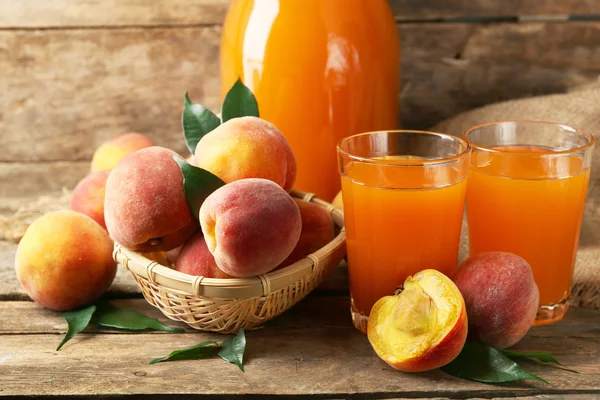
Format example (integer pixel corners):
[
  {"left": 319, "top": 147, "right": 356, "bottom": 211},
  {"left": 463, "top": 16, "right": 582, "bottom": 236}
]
[{"left": 1, "top": 0, "right": 600, "bottom": 210}]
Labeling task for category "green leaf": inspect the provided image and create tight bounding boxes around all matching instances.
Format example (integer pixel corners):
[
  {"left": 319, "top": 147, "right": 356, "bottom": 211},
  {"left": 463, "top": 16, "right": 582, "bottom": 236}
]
[
  {"left": 149, "top": 341, "right": 219, "bottom": 365},
  {"left": 174, "top": 156, "right": 225, "bottom": 221},
  {"left": 500, "top": 349, "right": 579, "bottom": 373},
  {"left": 218, "top": 329, "right": 246, "bottom": 372},
  {"left": 94, "top": 300, "right": 184, "bottom": 333},
  {"left": 221, "top": 78, "right": 259, "bottom": 122},
  {"left": 182, "top": 92, "right": 221, "bottom": 154},
  {"left": 441, "top": 341, "right": 548, "bottom": 384},
  {"left": 57, "top": 304, "right": 97, "bottom": 351}
]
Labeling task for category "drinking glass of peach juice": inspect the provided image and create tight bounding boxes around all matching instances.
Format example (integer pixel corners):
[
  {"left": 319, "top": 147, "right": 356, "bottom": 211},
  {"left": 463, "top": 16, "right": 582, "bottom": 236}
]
[
  {"left": 337, "top": 131, "right": 471, "bottom": 334},
  {"left": 463, "top": 121, "right": 595, "bottom": 326}
]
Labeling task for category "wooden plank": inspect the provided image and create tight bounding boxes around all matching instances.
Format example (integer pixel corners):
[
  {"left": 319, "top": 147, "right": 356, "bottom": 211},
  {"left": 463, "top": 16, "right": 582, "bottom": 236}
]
[
  {"left": 392, "top": 397, "right": 600, "bottom": 400},
  {"left": 2, "top": 23, "right": 600, "bottom": 164},
  {"left": 0, "top": 27, "right": 221, "bottom": 162},
  {"left": 390, "top": 0, "right": 600, "bottom": 20},
  {"left": 1, "top": 297, "right": 599, "bottom": 338},
  {"left": 1, "top": 300, "right": 599, "bottom": 397},
  {"left": 398, "top": 22, "right": 600, "bottom": 129},
  {"left": 1, "top": 0, "right": 599, "bottom": 29},
  {"left": 0, "top": 162, "right": 87, "bottom": 200},
  {"left": 0, "top": 0, "right": 231, "bottom": 28}
]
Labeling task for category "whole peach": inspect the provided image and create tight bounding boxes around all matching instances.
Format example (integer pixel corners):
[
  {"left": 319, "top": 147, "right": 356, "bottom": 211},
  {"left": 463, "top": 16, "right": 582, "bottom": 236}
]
[
  {"left": 91, "top": 132, "right": 154, "bottom": 172},
  {"left": 200, "top": 178, "right": 301, "bottom": 277},
  {"left": 15, "top": 210, "right": 117, "bottom": 311},
  {"left": 453, "top": 252, "right": 539, "bottom": 349},
  {"left": 194, "top": 117, "right": 296, "bottom": 191},
  {"left": 174, "top": 232, "right": 231, "bottom": 278},
  {"left": 70, "top": 170, "right": 110, "bottom": 229},
  {"left": 104, "top": 146, "right": 198, "bottom": 252},
  {"left": 277, "top": 199, "right": 335, "bottom": 268}
]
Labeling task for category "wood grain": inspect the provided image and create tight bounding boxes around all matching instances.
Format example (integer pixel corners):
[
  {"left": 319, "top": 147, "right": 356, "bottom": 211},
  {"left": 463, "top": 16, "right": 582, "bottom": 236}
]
[
  {"left": 1, "top": 23, "right": 599, "bottom": 166},
  {"left": 0, "top": 27, "right": 221, "bottom": 163},
  {"left": 1, "top": 303, "right": 599, "bottom": 397},
  {"left": 0, "top": 0, "right": 230, "bottom": 28},
  {"left": 0, "top": 162, "right": 88, "bottom": 200},
  {"left": 390, "top": 0, "right": 600, "bottom": 20},
  {"left": 399, "top": 22, "right": 600, "bottom": 130},
  {"left": 1, "top": 297, "right": 599, "bottom": 337},
  {"left": 1, "top": 0, "right": 599, "bottom": 29}
]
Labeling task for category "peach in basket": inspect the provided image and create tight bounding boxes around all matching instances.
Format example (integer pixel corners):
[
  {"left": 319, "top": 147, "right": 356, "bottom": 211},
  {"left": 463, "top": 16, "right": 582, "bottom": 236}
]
[
  {"left": 108, "top": 85, "right": 346, "bottom": 332},
  {"left": 113, "top": 189, "right": 345, "bottom": 333},
  {"left": 199, "top": 178, "right": 302, "bottom": 278}
]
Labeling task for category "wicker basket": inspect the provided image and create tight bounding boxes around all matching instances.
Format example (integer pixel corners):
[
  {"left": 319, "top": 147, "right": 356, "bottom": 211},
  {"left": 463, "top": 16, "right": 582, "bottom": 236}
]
[{"left": 113, "top": 189, "right": 346, "bottom": 333}]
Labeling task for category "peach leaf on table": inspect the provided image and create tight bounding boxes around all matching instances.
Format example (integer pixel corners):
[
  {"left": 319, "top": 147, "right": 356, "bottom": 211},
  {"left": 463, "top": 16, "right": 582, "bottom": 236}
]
[
  {"left": 57, "top": 300, "right": 184, "bottom": 351},
  {"left": 441, "top": 341, "right": 548, "bottom": 384},
  {"left": 149, "top": 329, "right": 247, "bottom": 372}
]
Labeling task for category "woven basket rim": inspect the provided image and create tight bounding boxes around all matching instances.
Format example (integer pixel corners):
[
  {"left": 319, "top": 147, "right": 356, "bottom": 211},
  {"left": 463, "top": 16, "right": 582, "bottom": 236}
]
[{"left": 113, "top": 189, "right": 346, "bottom": 299}]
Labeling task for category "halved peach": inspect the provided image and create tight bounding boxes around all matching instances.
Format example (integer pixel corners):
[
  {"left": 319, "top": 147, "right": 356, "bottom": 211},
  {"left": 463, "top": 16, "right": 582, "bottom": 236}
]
[{"left": 367, "top": 269, "right": 468, "bottom": 372}]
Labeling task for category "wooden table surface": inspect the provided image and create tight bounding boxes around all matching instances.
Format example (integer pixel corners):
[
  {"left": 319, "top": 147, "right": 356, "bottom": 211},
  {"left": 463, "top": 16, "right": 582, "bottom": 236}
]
[{"left": 1, "top": 241, "right": 600, "bottom": 399}]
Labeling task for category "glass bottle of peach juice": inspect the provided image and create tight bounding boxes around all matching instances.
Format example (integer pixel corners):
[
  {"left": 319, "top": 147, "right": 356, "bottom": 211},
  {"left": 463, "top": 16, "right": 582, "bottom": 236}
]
[{"left": 220, "top": 0, "right": 400, "bottom": 201}]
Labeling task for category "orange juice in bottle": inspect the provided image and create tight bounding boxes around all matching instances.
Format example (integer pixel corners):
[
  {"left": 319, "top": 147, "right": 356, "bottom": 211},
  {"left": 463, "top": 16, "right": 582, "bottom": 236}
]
[{"left": 221, "top": 0, "right": 400, "bottom": 201}]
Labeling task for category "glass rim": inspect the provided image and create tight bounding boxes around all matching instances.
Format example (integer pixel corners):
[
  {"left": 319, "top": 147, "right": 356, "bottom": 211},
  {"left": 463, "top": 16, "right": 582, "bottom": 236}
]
[
  {"left": 462, "top": 120, "right": 596, "bottom": 157},
  {"left": 336, "top": 130, "right": 471, "bottom": 167}
]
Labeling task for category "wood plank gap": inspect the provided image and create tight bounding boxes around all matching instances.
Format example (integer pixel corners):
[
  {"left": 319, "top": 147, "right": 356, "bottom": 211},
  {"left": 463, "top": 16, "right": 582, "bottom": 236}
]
[
  {"left": 1, "top": 390, "right": 600, "bottom": 399},
  {"left": 0, "top": 22, "right": 220, "bottom": 31},
  {"left": 396, "top": 14, "right": 600, "bottom": 24},
  {"left": 2, "top": 16, "right": 600, "bottom": 31}
]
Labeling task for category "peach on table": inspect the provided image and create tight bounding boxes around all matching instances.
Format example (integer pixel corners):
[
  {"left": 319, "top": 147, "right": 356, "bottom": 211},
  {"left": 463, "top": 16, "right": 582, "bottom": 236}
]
[
  {"left": 70, "top": 170, "right": 110, "bottom": 230},
  {"left": 15, "top": 210, "right": 117, "bottom": 311},
  {"left": 453, "top": 252, "right": 539, "bottom": 349},
  {"left": 367, "top": 269, "right": 468, "bottom": 372}
]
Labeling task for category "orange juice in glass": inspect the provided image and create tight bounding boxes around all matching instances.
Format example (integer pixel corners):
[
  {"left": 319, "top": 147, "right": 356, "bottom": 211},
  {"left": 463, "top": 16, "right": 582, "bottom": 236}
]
[
  {"left": 337, "top": 131, "right": 470, "bottom": 333},
  {"left": 463, "top": 121, "right": 595, "bottom": 325}
]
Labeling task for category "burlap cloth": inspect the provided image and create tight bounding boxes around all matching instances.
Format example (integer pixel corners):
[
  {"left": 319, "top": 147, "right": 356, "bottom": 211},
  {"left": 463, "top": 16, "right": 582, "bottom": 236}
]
[{"left": 2, "top": 81, "right": 600, "bottom": 308}]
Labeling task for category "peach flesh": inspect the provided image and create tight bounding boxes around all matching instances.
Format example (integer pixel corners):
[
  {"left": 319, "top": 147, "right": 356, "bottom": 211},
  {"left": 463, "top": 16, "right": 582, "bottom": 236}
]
[{"left": 367, "top": 269, "right": 468, "bottom": 372}]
